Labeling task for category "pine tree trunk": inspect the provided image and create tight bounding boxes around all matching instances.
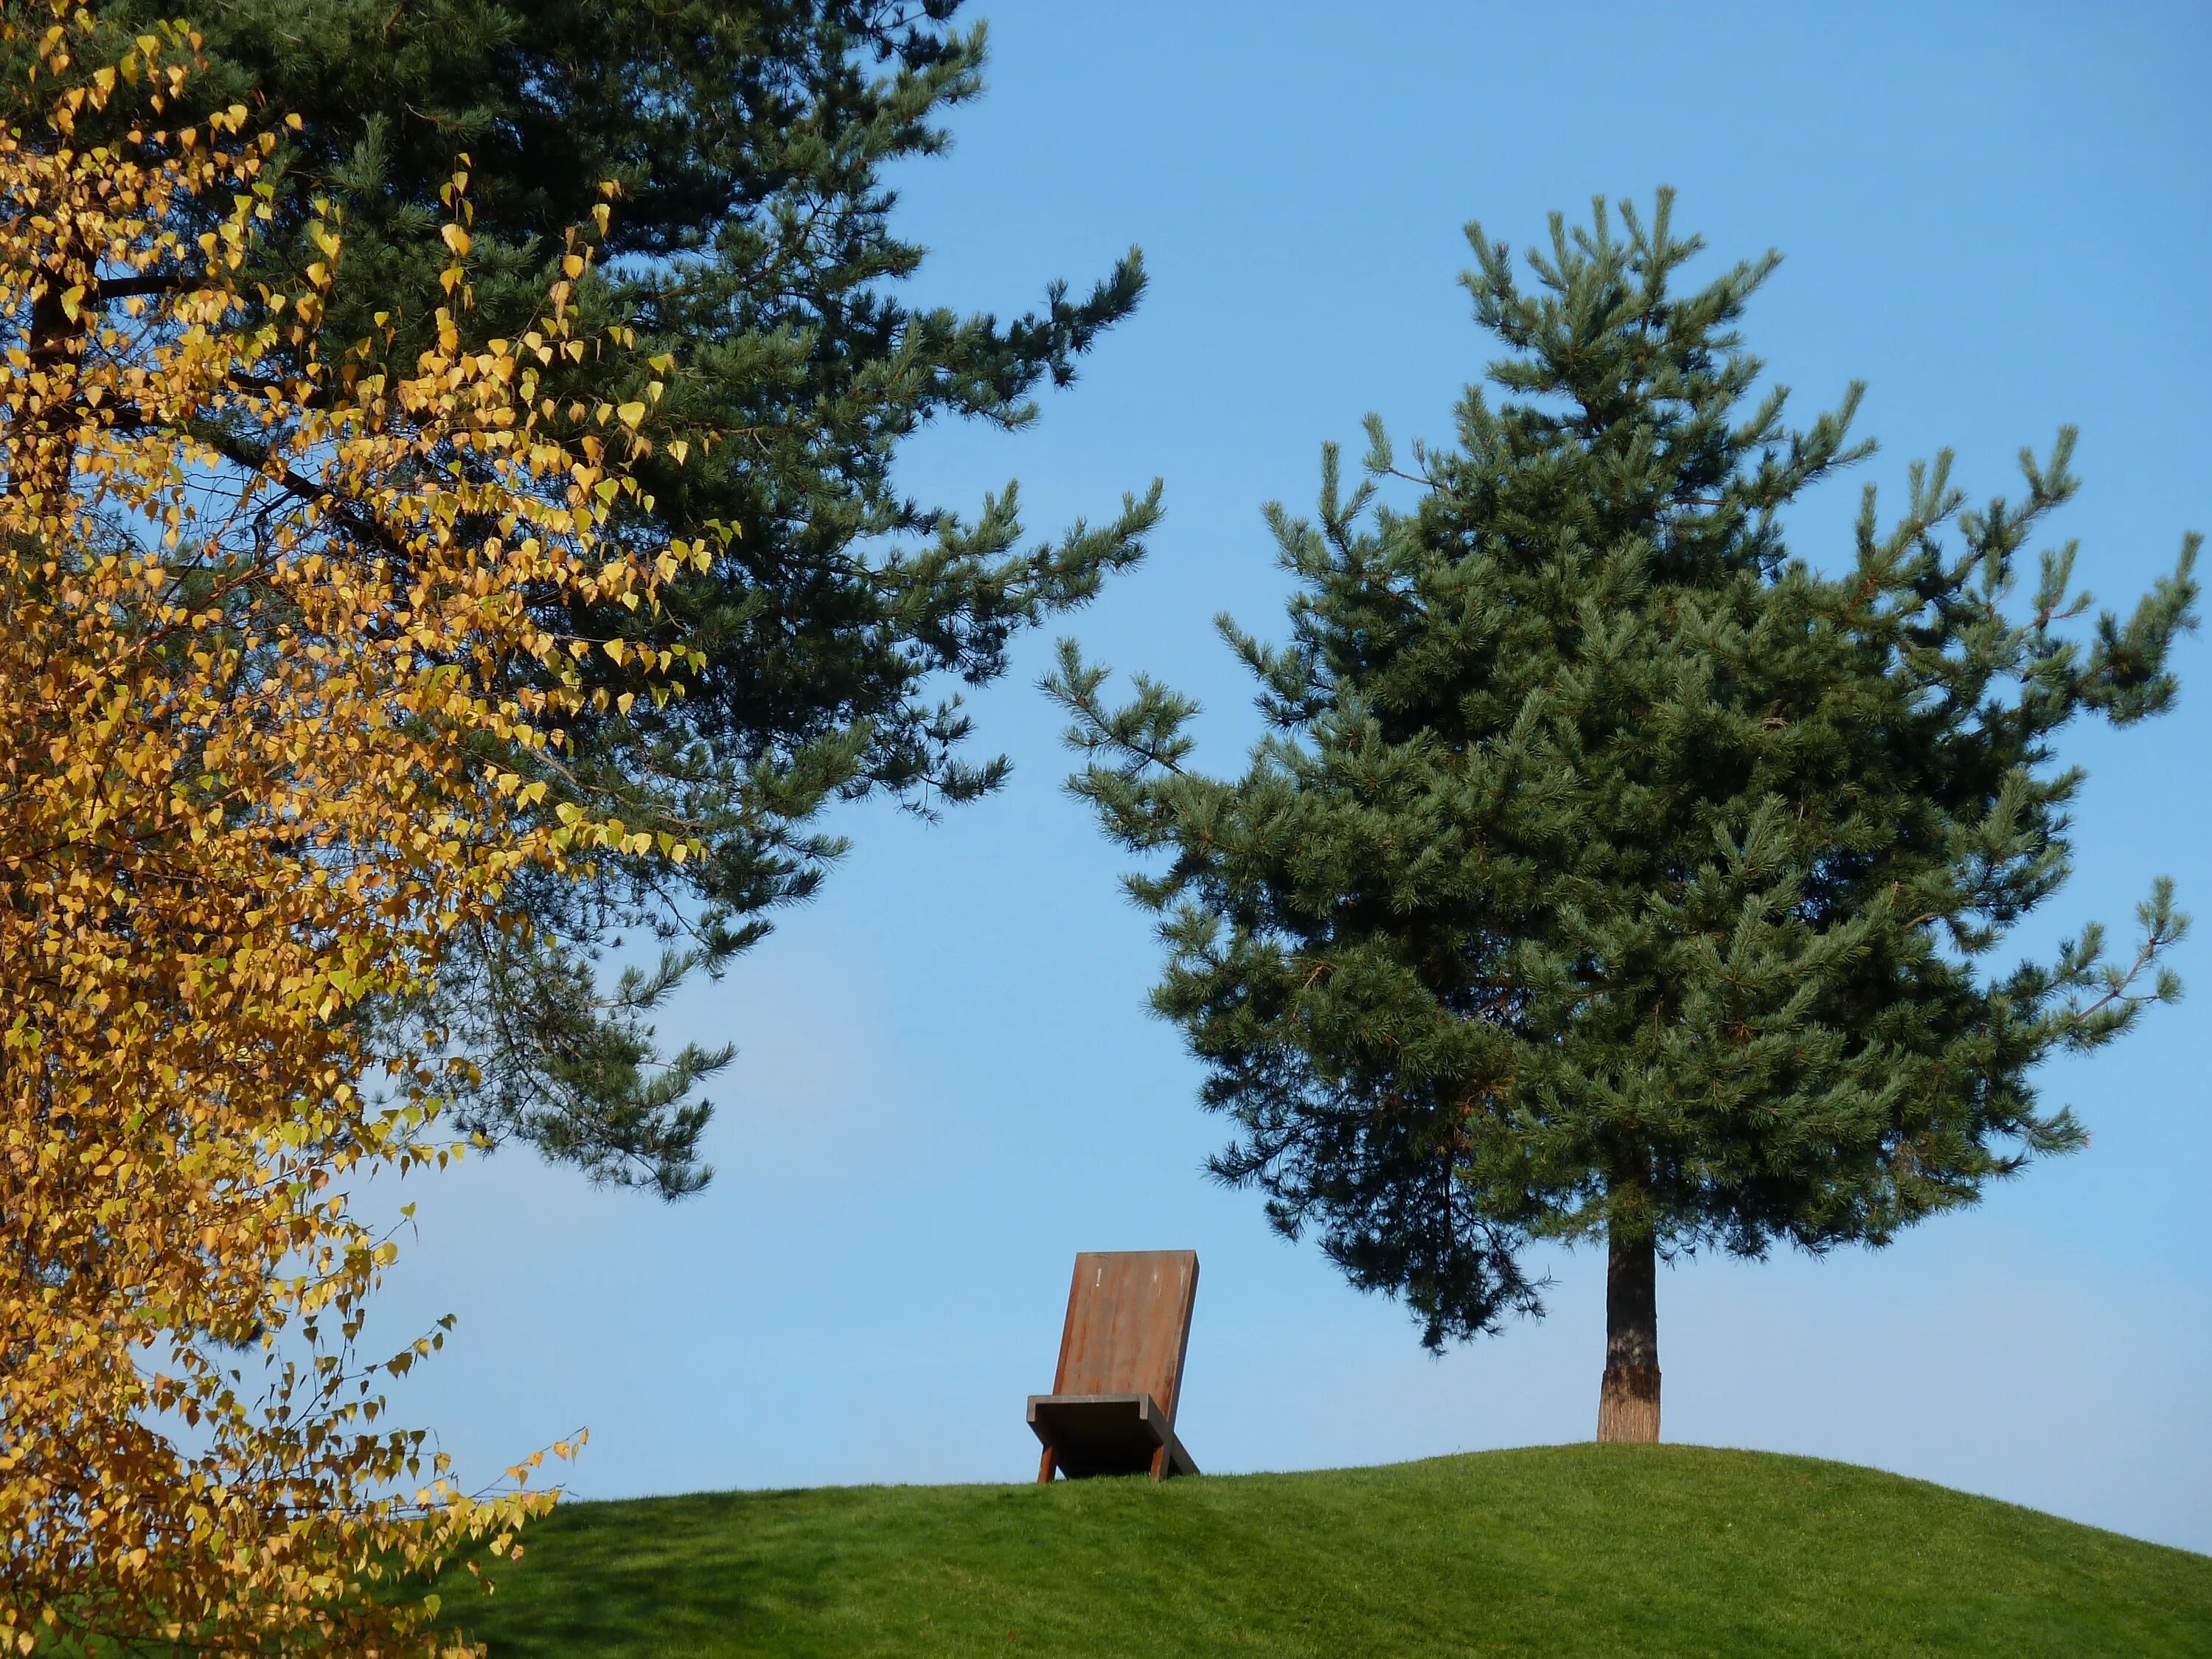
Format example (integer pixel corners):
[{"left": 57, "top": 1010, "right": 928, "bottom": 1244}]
[{"left": 1596, "top": 1228, "right": 1660, "bottom": 1443}]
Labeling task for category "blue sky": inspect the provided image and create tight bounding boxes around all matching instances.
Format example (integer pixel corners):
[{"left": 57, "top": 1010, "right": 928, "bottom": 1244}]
[{"left": 366, "top": 1, "right": 2212, "bottom": 1551}]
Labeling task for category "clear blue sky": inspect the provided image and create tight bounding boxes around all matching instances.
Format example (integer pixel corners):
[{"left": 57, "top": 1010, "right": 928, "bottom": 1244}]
[{"left": 366, "top": 1, "right": 2211, "bottom": 1551}]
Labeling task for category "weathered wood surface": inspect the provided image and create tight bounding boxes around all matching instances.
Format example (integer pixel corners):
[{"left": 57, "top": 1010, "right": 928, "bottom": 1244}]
[
  {"left": 1031, "top": 1250, "right": 1200, "bottom": 1482},
  {"left": 1026, "top": 1392, "right": 1198, "bottom": 1480}
]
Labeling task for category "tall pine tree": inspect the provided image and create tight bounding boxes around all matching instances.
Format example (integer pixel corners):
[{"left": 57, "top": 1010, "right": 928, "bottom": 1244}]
[
  {"left": 7, "top": 1, "right": 1156, "bottom": 1195},
  {"left": 1050, "top": 194, "right": 2197, "bottom": 1441}
]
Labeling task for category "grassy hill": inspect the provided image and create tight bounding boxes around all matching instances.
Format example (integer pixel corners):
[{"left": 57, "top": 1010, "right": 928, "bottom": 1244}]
[{"left": 431, "top": 1444, "right": 2211, "bottom": 1658}]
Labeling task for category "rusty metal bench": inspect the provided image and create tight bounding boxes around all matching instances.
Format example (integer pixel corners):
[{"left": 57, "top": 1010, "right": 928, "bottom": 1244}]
[{"left": 1029, "top": 1250, "right": 1199, "bottom": 1481}]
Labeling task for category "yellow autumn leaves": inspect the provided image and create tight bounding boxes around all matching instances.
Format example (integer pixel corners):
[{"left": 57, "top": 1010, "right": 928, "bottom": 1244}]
[{"left": 1, "top": 7, "right": 699, "bottom": 1652}]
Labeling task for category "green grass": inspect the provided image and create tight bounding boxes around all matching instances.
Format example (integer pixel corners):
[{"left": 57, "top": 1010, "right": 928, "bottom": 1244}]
[{"left": 431, "top": 1444, "right": 2211, "bottom": 1658}]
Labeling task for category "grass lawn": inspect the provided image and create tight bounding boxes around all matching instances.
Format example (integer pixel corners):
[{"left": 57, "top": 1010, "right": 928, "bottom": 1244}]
[{"left": 430, "top": 1444, "right": 2211, "bottom": 1658}]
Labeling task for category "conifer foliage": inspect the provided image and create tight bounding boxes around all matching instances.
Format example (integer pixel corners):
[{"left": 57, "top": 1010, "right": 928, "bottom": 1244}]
[
  {"left": 1051, "top": 195, "right": 2198, "bottom": 1441},
  {"left": 1, "top": 1, "right": 1157, "bottom": 1197}
]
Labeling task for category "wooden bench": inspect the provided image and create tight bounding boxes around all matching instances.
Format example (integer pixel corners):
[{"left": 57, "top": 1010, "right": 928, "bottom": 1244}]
[{"left": 1029, "top": 1250, "right": 1199, "bottom": 1481}]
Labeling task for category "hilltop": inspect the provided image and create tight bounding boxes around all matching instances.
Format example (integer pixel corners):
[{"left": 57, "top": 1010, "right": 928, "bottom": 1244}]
[{"left": 430, "top": 1444, "right": 2209, "bottom": 1656}]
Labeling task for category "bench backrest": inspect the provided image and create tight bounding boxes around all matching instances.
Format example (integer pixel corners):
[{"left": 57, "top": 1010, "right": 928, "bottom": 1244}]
[{"left": 1050, "top": 1250, "right": 1200, "bottom": 1421}]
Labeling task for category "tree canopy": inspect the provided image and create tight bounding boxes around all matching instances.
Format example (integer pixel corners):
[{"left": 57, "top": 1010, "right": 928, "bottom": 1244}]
[
  {"left": 0, "top": 15, "right": 686, "bottom": 1642},
  {"left": 1, "top": 0, "right": 1158, "bottom": 1197},
  {"left": 1051, "top": 193, "right": 2197, "bottom": 1434}
]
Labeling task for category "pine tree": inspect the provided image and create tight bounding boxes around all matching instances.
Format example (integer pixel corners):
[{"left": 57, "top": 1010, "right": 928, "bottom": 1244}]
[
  {"left": 7, "top": 1, "right": 1157, "bottom": 1195},
  {"left": 1048, "top": 193, "right": 2198, "bottom": 1441}
]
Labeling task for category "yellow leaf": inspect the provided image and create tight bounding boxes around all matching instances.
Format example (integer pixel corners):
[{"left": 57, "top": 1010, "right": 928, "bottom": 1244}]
[{"left": 0, "top": 83, "right": 641, "bottom": 1646}]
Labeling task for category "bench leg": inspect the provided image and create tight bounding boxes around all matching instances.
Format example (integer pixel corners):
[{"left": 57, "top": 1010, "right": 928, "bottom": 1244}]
[
  {"left": 1037, "top": 1444, "right": 1057, "bottom": 1484},
  {"left": 1148, "top": 1443, "right": 1168, "bottom": 1483}
]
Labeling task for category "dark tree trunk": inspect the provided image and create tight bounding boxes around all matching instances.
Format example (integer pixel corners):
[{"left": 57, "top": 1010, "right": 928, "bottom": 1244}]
[{"left": 1596, "top": 1228, "right": 1660, "bottom": 1443}]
